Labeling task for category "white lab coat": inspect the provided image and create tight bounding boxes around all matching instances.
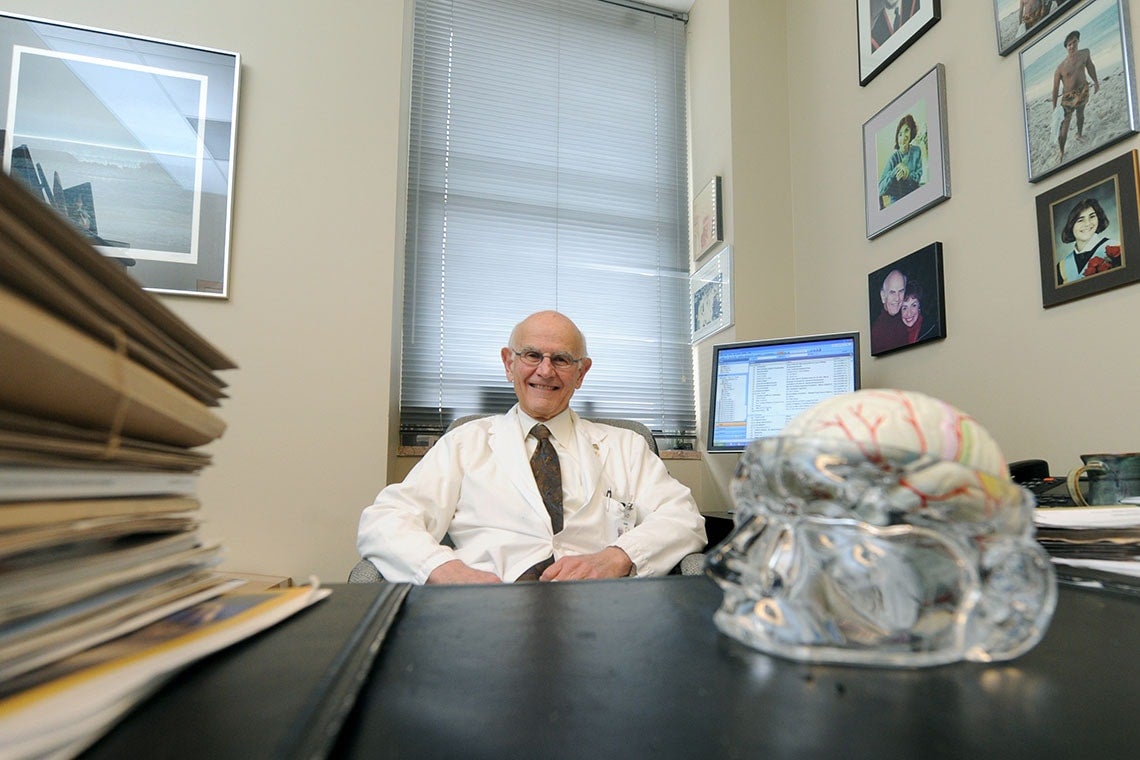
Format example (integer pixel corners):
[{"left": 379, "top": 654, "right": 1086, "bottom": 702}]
[{"left": 357, "top": 407, "right": 706, "bottom": 583}]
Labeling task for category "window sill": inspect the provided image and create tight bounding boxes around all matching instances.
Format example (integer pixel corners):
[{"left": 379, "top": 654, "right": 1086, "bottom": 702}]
[{"left": 397, "top": 445, "right": 700, "bottom": 460}]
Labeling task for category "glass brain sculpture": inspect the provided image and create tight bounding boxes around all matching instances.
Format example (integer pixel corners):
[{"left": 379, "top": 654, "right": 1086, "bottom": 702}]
[{"left": 706, "top": 389, "right": 1057, "bottom": 667}]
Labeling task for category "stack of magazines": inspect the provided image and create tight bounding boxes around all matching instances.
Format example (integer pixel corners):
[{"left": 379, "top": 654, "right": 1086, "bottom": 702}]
[
  {"left": 1034, "top": 505, "right": 1140, "bottom": 592},
  {"left": 0, "top": 171, "right": 329, "bottom": 757}
]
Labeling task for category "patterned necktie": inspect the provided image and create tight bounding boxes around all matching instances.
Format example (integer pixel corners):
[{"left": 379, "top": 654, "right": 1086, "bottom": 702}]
[{"left": 529, "top": 424, "right": 564, "bottom": 533}]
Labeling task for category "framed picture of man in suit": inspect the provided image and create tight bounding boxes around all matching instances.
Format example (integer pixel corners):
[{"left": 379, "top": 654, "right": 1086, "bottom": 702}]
[{"left": 857, "top": 0, "right": 941, "bottom": 86}]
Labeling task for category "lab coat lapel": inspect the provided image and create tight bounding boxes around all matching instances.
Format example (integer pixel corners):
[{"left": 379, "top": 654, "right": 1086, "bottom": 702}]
[
  {"left": 489, "top": 411, "right": 547, "bottom": 519},
  {"left": 575, "top": 413, "right": 608, "bottom": 504}
]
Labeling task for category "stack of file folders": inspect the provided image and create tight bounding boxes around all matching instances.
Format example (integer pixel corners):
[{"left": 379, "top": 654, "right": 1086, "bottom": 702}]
[
  {"left": 1034, "top": 505, "right": 1140, "bottom": 593},
  {"left": 0, "top": 168, "right": 241, "bottom": 687}
]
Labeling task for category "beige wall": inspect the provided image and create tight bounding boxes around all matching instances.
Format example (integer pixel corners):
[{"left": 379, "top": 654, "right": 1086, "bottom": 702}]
[
  {"left": 17, "top": 1, "right": 1140, "bottom": 582},
  {"left": 783, "top": 1, "right": 1140, "bottom": 469},
  {"left": 687, "top": 0, "right": 1140, "bottom": 506},
  {"left": 11, "top": 0, "right": 410, "bottom": 583}
]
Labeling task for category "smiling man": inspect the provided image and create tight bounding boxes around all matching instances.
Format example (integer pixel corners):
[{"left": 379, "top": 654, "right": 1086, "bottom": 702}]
[{"left": 357, "top": 310, "right": 705, "bottom": 585}]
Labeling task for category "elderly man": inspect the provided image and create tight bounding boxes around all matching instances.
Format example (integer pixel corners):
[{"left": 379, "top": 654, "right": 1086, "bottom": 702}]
[
  {"left": 871, "top": 269, "right": 909, "bottom": 354},
  {"left": 357, "top": 310, "right": 706, "bottom": 585}
]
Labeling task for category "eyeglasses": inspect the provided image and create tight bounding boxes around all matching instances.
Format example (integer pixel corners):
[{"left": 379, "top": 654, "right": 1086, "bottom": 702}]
[{"left": 510, "top": 349, "right": 584, "bottom": 370}]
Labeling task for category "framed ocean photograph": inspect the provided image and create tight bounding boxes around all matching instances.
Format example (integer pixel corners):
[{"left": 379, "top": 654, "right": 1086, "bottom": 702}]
[
  {"left": 0, "top": 12, "right": 240, "bottom": 297},
  {"left": 1019, "top": 0, "right": 1138, "bottom": 182}
]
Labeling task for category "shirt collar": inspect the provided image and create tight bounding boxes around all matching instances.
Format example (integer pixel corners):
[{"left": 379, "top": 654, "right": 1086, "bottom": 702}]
[{"left": 516, "top": 407, "right": 574, "bottom": 448}]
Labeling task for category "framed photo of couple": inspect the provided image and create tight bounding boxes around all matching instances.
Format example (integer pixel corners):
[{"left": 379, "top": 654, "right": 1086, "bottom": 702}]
[
  {"left": 1035, "top": 149, "right": 1140, "bottom": 306},
  {"left": 862, "top": 64, "right": 951, "bottom": 239},
  {"left": 867, "top": 242, "right": 946, "bottom": 357},
  {"left": 856, "top": 0, "right": 941, "bottom": 86},
  {"left": 1018, "top": 0, "right": 1138, "bottom": 182}
]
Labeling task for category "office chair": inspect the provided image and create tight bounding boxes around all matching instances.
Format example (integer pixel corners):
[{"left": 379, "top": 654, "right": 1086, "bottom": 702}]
[{"left": 348, "top": 414, "right": 707, "bottom": 582}]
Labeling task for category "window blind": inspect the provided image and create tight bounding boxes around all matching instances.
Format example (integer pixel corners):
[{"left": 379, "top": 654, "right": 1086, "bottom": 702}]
[{"left": 400, "top": 0, "right": 694, "bottom": 446}]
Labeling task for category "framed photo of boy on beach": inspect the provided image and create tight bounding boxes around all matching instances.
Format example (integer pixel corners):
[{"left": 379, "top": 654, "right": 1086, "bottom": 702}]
[
  {"left": 863, "top": 64, "right": 951, "bottom": 239},
  {"left": 1019, "top": 0, "right": 1138, "bottom": 182},
  {"left": 1035, "top": 149, "right": 1140, "bottom": 307}
]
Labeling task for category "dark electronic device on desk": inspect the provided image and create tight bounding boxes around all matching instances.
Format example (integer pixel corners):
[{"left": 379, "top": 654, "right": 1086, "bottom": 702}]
[
  {"left": 1009, "top": 458, "right": 1078, "bottom": 507},
  {"left": 707, "top": 331, "right": 860, "bottom": 453}
]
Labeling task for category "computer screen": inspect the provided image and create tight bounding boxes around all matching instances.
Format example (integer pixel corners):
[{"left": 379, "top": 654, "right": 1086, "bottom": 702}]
[{"left": 707, "top": 332, "right": 861, "bottom": 453}]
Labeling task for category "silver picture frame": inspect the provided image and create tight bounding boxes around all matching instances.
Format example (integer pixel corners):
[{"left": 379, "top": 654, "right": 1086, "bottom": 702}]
[
  {"left": 862, "top": 64, "right": 951, "bottom": 239},
  {"left": 0, "top": 12, "right": 240, "bottom": 297},
  {"left": 1018, "top": 0, "right": 1138, "bottom": 183},
  {"left": 689, "top": 246, "right": 733, "bottom": 344}
]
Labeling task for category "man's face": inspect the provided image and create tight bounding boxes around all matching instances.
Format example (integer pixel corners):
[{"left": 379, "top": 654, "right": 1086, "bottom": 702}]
[
  {"left": 881, "top": 271, "right": 906, "bottom": 315},
  {"left": 501, "top": 314, "right": 592, "bottom": 421},
  {"left": 1065, "top": 37, "right": 1078, "bottom": 55}
]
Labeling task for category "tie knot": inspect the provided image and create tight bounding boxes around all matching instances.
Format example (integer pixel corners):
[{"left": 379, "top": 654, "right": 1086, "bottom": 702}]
[{"left": 530, "top": 423, "right": 551, "bottom": 441}]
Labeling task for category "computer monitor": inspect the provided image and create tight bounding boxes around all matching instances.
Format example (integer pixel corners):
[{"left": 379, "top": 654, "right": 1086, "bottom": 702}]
[{"left": 707, "top": 331, "right": 861, "bottom": 453}]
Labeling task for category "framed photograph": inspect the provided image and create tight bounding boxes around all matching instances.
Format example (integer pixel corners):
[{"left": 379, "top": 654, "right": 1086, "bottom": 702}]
[
  {"left": 690, "top": 246, "right": 733, "bottom": 344},
  {"left": 856, "top": 0, "right": 941, "bottom": 86},
  {"left": 1019, "top": 0, "right": 1138, "bottom": 183},
  {"left": 1035, "top": 149, "right": 1140, "bottom": 306},
  {"left": 0, "top": 12, "right": 240, "bottom": 297},
  {"left": 863, "top": 64, "right": 951, "bottom": 239},
  {"left": 867, "top": 242, "right": 946, "bottom": 356},
  {"left": 993, "top": 0, "right": 1081, "bottom": 56},
  {"left": 692, "top": 175, "right": 723, "bottom": 262}
]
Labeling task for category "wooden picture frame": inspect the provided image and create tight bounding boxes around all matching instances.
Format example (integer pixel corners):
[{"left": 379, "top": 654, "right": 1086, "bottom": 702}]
[
  {"left": 1035, "top": 149, "right": 1140, "bottom": 306},
  {"left": 856, "top": 0, "right": 941, "bottom": 86},
  {"left": 692, "top": 176, "right": 723, "bottom": 262},
  {"left": 867, "top": 242, "right": 946, "bottom": 356},
  {"left": 863, "top": 64, "right": 951, "bottom": 239},
  {"left": 1019, "top": 0, "right": 1138, "bottom": 182}
]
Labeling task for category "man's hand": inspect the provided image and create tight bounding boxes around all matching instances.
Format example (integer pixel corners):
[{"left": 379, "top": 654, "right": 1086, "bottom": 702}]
[
  {"left": 426, "top": 559, "right": 503, "bottom": 585},
  {"left": 540, "top": 546, "right": 633, "bottom": 581}
]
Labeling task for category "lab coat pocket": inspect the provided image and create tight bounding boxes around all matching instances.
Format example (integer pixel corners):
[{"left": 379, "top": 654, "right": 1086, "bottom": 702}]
[{"left": 604, "top": 494, "right": 636, "bottom": 541}]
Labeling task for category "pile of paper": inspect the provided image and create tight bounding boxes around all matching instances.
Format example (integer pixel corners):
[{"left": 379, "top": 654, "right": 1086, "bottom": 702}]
[
  {"left": 1034, "top": 505, "right": 1140, "bottom": 591},
  {"left": 0, "top": 170, "right": 322, "bottom": 757}
]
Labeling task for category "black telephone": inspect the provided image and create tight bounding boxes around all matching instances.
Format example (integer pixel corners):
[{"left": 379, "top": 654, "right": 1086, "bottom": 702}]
[{"left": 1009, "top": 459, "right": 1076, "bottom": 506}]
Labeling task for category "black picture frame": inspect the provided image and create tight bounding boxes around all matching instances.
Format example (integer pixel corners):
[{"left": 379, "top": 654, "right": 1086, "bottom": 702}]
[
  {"left": 0, "top": 12, "right": 240, "bottom": 298},
  {"left": 1019, "top": 0, "right": 1138, "bottom": 183},
  {"left": 856, "top": 0, "right": 942, "bottom": 86},
  {"left": 867, "top": 242, "right": 946, "bottom": 356},
  {"left": 1035, "top": 149, "right": 1140, "bottom": 306},
  {"left": 994, "top": 0, "right": 1081, "bottom": 56}
]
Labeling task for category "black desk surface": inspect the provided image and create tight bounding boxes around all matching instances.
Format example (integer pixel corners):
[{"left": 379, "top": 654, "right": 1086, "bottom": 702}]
[{"left": 87, "top": 576, "right": 1140, "bottom": 759}]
